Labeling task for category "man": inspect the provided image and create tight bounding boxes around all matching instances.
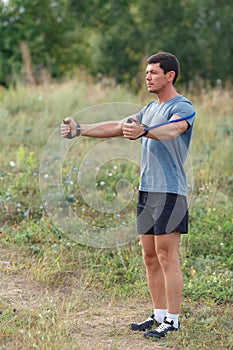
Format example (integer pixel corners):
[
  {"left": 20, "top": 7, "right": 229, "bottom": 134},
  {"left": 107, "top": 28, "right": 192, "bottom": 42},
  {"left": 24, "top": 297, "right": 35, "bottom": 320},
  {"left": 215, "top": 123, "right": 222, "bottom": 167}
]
[{"left": 61, "top": 52, "right": 195, "bottom": 340}]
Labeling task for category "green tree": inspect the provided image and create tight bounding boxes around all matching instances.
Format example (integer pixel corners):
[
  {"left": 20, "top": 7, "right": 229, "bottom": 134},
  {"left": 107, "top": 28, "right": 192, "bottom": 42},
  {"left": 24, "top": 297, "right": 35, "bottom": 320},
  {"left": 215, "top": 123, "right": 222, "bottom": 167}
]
[
  {"left": 136, "top": 0, "right": 205, "bottom": 84},
  {"left": 193, "top": 0, "right": 233, "bottom": 84},
  {"left": 0, "top": 0, "right": 79, "bottom": 85},
  {"left": 69, "top": 0, "right": 143, "bottom": 85},
  {"left": 69, "top": 0, "right": 233, "bottom": 87},
  {"left": 1, "top": 0, "right": 233, "bottom": 87}
]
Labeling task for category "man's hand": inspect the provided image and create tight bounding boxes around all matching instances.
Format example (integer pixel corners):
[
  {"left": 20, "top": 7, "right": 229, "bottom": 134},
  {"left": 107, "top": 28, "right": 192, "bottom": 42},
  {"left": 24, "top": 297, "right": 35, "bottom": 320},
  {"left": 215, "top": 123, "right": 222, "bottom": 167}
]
[
  {"left": 61, "top": 117, "right": 77, "bottom": 139},
  {"left": 122, "top": 118, "right": 147, "bottom": 140}
]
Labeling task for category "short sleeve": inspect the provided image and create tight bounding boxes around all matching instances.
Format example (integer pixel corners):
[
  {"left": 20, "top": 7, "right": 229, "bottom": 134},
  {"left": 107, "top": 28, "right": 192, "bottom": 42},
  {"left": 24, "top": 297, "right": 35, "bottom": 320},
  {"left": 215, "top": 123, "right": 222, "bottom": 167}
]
[{"left": 173, "top": 101, "right": 195, "bottom": 127}]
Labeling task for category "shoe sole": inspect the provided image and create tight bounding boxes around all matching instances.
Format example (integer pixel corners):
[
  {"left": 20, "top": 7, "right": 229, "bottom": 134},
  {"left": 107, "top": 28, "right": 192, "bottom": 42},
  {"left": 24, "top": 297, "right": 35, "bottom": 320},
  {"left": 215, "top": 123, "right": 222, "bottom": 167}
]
[{"left": 144, "top": 327, "right": 180, "bottom": 340}]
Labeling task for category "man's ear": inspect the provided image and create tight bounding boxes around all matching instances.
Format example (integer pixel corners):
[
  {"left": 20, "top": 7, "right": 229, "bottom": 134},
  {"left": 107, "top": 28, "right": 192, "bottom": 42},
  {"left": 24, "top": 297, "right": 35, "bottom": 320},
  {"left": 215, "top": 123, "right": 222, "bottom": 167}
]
[{"left": 167, "top": 71, "right": 175, "bottom": 83}]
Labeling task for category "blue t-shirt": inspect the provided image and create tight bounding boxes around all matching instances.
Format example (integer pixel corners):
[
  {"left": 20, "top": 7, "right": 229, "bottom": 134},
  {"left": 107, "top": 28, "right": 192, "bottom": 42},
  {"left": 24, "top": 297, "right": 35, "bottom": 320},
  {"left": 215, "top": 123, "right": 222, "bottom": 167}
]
[{"left": 136, "top": 95, "right": 195, "bottom": 196}]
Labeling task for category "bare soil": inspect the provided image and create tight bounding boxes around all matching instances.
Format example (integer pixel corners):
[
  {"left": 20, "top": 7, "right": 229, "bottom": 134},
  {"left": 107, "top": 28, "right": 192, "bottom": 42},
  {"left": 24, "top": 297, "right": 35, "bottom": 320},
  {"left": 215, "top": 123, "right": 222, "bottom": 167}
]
[{"left": 0, "top": 249, "right": 177, "bottom": 350}]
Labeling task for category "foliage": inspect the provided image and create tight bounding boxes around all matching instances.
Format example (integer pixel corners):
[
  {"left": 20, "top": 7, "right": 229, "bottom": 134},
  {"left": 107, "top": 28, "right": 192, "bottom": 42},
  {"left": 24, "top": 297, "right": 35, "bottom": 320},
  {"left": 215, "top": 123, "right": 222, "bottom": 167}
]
[
  {"left": 0, "top": 0, "right": 79, "bottom": 85},
  {"left": 183, "top": 197, "right": 232, "bottom": 303},
  {"left": 0, "top": 0, "right": 233, "bottom": 87},
  {"left": 0, "top": 146, "right": 43, "bottom": 224}
]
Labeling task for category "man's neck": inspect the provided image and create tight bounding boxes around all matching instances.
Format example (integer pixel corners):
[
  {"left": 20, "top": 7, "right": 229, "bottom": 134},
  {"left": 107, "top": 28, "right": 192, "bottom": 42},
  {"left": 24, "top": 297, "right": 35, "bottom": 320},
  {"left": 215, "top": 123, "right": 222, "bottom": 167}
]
[{"left": 157, "top": 87, "right": 179, "bottom": 104}]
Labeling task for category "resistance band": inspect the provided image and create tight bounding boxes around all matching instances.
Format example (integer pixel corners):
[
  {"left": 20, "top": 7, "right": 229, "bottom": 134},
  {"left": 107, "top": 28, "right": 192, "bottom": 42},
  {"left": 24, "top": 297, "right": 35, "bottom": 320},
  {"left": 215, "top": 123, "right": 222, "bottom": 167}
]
[
  {"left": 144, "top": 111, "right": 196, "bottom": 132},
  {"left": 127, "top": 111, "right": 195, "bottom": 139}
]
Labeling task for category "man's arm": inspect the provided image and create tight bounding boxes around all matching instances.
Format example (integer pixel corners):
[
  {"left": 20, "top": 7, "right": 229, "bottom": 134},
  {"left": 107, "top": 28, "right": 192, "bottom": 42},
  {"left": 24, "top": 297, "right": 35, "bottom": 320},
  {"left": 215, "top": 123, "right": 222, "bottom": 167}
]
[
  {"left": 61, "top": 117, "right": 130, "bottom": 139},
  {"left": 146, "top": 115, "right": 189, "bottom": 140},
  {"left": 122, "top": 115, "right": 189, "bottom": 141}
]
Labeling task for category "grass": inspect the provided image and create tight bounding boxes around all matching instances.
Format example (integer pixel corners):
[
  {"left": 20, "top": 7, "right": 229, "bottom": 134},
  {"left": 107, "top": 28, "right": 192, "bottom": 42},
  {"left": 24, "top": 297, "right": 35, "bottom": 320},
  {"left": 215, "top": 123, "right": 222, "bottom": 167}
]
[{"left": 0, "top": 79, "right": 233, "bottom": 349}]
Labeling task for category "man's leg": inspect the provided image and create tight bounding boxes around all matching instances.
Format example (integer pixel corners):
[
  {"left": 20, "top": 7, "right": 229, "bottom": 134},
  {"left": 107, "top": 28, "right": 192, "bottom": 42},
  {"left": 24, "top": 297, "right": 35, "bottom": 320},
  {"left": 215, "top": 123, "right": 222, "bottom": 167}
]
[
  {"left": 154, "top": 231, "right": 183, "bottom": 315},
  {"left": 130, "top": 234, "right": 167, "bottom": 331},
  {"left": 144, "top": 231, "right": 183, "bottom": 339},
  {"left": 140, "top": 234, "right": 167, "bottom": 310}
]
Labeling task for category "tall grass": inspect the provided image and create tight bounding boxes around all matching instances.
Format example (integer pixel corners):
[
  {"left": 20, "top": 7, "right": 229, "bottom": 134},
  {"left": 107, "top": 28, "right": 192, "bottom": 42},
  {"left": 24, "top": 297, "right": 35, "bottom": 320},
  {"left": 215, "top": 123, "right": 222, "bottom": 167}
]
[{"left": 190, "top": 87, "right": 233, "bottom": 198}]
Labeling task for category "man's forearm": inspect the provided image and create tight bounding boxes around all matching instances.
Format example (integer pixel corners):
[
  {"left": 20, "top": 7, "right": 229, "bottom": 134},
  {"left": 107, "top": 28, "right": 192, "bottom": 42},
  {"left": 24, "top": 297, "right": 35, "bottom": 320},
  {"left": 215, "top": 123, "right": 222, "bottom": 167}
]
[
  {"left": 148, "top": 119, "right": 188, "bottom": 140},
  {"left": 80, "top": 120, "right": 124, "bottom": 138}
]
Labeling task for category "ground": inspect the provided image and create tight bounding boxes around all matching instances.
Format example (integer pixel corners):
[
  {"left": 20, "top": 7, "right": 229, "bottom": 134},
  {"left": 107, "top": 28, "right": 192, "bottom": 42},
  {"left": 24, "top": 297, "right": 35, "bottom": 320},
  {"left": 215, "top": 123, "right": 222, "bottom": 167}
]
[
  {"left": 0, "top": 248, "right": 178, "bottom": 350},
  {"left": 1, "top": 247, "right": 231, "bottom": 350}
]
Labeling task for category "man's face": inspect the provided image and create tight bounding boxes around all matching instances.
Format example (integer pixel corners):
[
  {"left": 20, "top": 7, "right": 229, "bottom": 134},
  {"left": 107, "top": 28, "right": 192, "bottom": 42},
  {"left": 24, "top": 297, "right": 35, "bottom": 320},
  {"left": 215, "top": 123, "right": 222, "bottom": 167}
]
[{"left": 145, "top": 63, "right": 172, "bottom": 94}]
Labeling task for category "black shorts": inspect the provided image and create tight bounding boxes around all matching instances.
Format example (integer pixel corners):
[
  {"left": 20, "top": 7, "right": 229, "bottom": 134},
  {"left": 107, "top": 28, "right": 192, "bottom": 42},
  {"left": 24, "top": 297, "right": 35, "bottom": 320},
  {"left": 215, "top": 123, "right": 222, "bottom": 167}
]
[{"left": 137, "top": 191, "right": 188, "bottom": 235}]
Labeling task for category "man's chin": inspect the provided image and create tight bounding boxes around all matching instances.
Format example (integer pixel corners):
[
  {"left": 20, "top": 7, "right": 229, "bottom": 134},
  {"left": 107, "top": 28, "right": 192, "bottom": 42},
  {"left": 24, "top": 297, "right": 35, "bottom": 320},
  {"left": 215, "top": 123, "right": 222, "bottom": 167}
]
[{"left": 147, "top": 87, "right": 157, "bottom": 93}]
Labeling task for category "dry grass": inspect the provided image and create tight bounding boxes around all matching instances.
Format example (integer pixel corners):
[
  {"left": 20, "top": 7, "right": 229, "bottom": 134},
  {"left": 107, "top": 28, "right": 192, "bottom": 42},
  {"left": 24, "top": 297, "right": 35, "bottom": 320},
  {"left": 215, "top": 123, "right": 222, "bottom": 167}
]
[{"left": 0, "top": 246, "right": 232, "bottom": 350}]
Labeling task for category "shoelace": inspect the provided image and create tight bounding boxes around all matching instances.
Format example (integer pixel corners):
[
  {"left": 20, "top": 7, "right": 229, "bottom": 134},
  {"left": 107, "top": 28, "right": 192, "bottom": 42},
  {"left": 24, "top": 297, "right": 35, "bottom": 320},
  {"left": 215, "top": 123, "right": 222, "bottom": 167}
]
[{"left": 155, "top": 322, "right": 172, "bottom": 332}]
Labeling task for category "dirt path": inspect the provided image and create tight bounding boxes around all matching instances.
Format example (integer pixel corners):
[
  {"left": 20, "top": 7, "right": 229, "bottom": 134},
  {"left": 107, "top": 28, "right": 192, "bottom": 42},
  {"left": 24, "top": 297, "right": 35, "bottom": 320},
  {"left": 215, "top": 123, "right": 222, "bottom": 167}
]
[{"left": 0, "top": 249, "right": 177, "bottom": 350}]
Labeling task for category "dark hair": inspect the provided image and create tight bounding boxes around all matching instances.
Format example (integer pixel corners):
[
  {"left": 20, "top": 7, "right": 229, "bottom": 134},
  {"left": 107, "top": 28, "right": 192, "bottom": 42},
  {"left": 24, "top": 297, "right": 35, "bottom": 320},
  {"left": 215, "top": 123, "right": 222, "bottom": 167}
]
[{"left": 147, "top": 52, "right": 180, "bottom": 84}]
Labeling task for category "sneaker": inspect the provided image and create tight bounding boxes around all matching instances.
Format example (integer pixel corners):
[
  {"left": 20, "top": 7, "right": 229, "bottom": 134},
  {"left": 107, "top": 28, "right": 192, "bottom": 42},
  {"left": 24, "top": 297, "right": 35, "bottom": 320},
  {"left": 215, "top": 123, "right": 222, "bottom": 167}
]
[
  {"left": 130, "top": 314, "right": 158, "bottom": 331},
  {"left": 144, "top": 317, "right": 180, "bottom": 339}
]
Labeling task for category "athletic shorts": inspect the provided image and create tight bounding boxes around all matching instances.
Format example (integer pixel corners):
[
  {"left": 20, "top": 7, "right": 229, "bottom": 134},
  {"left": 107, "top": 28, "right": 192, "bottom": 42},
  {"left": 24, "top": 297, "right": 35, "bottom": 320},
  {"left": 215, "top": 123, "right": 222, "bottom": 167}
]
[{"left": 136, "top": 191, "right": 188, "bottom": 235}]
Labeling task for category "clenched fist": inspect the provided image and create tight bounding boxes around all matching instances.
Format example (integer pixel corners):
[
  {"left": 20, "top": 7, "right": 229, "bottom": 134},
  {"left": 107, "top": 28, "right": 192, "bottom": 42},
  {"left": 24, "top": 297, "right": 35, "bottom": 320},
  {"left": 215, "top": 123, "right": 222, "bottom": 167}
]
[{"left": 61, "top": 117, "right": 77, "bottom": 139}]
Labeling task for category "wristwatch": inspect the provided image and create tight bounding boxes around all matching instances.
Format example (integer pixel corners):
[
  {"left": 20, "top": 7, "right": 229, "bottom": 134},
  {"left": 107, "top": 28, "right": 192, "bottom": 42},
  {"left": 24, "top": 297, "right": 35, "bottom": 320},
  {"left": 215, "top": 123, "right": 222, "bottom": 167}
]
[{"left": 76, "top": 123, "right": 81, "bottom": 137}]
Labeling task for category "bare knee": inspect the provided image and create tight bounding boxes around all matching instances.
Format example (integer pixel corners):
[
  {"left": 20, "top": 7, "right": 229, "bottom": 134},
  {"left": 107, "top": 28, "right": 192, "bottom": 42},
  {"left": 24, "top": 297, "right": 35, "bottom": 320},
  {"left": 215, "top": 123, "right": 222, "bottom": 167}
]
[
  {"left": 143, "top": 251, "right": 160, "bottom": 271},
  {"left": 156, "top": 249, "right": 169, "bottom": 271},
  {"left": 157, "top": 249, "right": 179, "bottom": 272},
  {"left": 155, "top": 231, "right": 181, "bottom": 272}
]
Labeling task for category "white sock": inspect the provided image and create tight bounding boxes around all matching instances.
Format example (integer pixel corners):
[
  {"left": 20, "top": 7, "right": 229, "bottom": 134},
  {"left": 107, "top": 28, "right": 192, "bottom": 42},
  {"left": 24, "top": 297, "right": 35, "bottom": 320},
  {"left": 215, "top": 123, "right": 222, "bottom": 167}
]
[
  {"left": 153, "top": 309, "right": 167, "bottom": 323},
  {"left": 166, "top": 312, "right": 179, "bottom": 328}
]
